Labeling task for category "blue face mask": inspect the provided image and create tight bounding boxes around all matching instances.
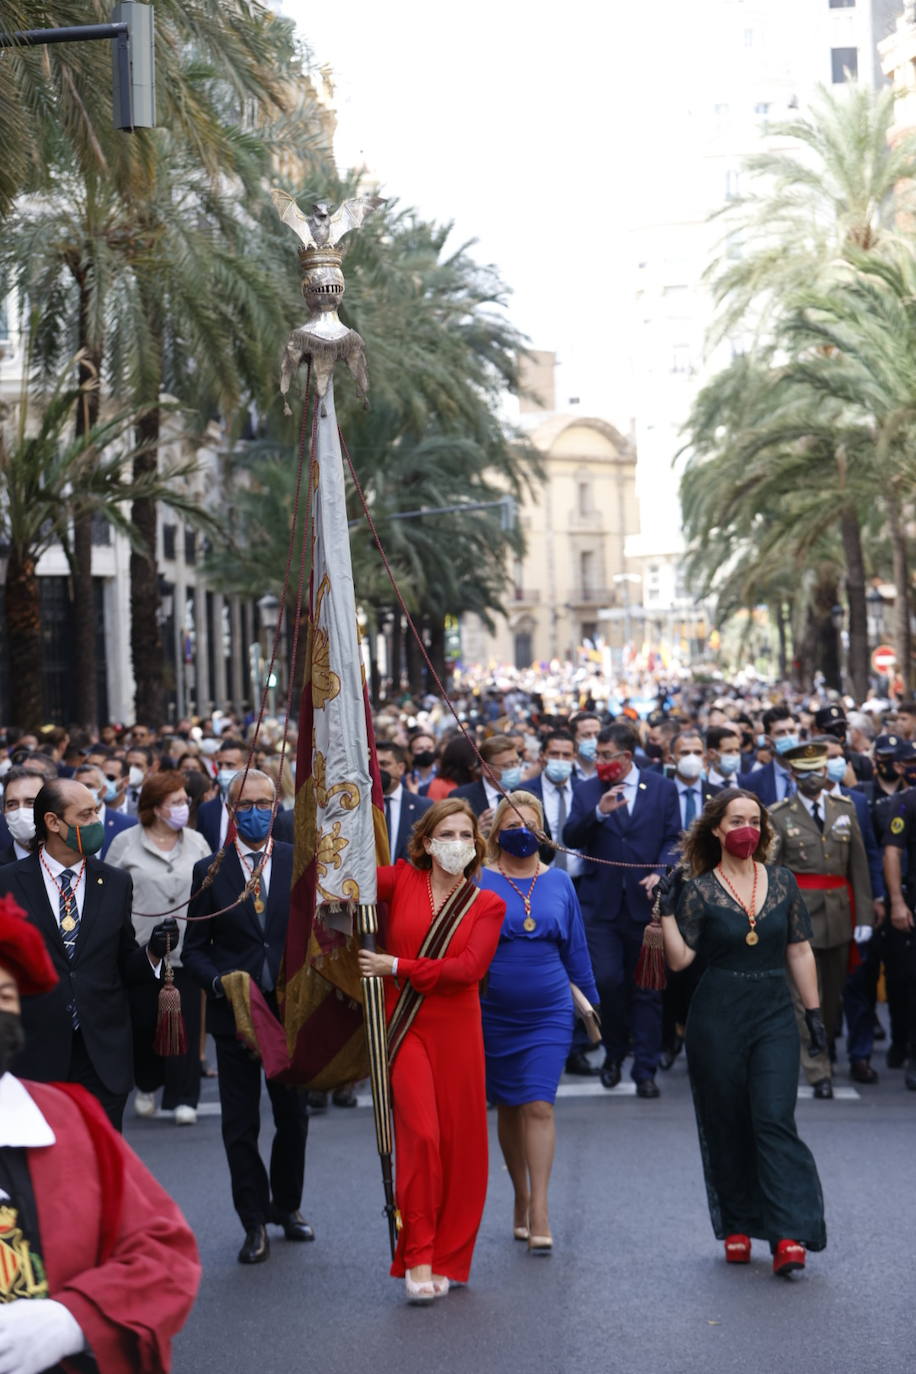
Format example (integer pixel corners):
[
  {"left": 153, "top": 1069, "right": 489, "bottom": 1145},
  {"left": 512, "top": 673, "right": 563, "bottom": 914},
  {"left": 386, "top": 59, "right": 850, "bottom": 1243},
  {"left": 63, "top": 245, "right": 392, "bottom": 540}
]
[
  {"left": 755, "top": 734, "right": 767, "bottom": 750},
  {"left": 500, "top": 767, "right": 523, "bottom": 791},
  {"left": 578, "top": 737, "right": 598, "bottom": 761},
  {"left": 102, "top": 778, "right": 119, "bottom": 803},
  {"left": 544, "top": 759, "right": 573, "bottom": 785},
  {"left": 718, "top": 753, "right": 741, "bottom": 776},
  {"left": 773, "top": 735, "right": 799, "bottom": 757},
  {"left": 218, "top": 768, "right": 238, "bottom": 796},
  {"left": 236, "top": 807, "right": 272, "bottom": 843},
  {"left": 826, "top": 757, "right": 848, "bottom": 784},
  {"left": 498, "top": 826, "right": 541, "bottom": 859}
]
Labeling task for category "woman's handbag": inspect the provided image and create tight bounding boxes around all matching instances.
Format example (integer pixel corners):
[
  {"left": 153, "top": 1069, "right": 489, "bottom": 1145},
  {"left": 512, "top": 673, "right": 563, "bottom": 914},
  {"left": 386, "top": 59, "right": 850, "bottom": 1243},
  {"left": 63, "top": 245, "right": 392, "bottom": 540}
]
[{"left": 570, "top": 982, "right": 601, "bottom": 1045}]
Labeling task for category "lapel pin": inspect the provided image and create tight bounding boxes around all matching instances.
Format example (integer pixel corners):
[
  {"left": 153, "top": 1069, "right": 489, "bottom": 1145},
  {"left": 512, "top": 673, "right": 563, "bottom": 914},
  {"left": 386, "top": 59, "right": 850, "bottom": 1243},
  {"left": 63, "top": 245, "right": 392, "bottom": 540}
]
[
  {"left": 639, "top": 783, "right": 647, "bottom": 790},
  {"left": 97, "top": 877, "right": 103, "bottom": 884}
]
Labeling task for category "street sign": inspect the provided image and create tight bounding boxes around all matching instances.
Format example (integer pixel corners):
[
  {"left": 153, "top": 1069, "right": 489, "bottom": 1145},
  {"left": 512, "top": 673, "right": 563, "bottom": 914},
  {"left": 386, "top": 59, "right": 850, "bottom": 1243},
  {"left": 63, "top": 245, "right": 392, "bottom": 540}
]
[{"left": 871, "top": 644, "right": 896, "bottom": 675}]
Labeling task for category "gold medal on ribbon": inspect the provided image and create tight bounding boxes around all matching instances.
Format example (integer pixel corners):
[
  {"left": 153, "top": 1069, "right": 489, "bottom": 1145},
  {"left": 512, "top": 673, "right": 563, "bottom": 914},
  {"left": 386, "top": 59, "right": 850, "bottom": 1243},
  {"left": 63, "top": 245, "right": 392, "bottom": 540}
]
[
  {"left": 523, "top": 915, "right": 536, "bottom": 933},
  {"left": 61, "top": 915, "right": 76, "bottom": 933},
  {"left": 254, "top": 898, "right": 265, "bottom": 915},
  {"left": 745, "top": 930, "right": 759, "bottom": 947}
]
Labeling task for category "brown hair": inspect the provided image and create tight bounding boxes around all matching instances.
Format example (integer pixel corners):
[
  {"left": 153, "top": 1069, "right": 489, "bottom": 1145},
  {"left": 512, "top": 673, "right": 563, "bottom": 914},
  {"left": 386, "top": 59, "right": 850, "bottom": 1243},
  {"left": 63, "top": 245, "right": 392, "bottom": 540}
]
[
  {"left": 406, "top": 798, "right": 485, "bottom": 877},
  {"left": 680, "top": 787, "right": 772, "bottom": 876},
  {"left": 479, "top": 734, "right": 517, "bottom": 764},
  {"left": 485, "top": 790, "right": 544, "bottom": 863},
  {"left": 138, "top": 770, "right": 188, "bottom": 828}
]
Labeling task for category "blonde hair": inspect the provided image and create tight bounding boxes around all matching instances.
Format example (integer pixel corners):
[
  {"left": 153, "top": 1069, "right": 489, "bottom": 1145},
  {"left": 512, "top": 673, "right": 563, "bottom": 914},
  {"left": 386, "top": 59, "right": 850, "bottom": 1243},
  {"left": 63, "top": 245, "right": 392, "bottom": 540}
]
[{"left": 485, "top": 790, "right": 544, "bottom": 863}]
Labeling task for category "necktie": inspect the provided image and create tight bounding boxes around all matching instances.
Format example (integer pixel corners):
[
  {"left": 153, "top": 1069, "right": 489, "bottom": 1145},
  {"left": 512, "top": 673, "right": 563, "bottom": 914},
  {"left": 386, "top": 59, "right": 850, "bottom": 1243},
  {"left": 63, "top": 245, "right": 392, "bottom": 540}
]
[
  {"left": 684, "top": 788, "right": 698, "bottom": 828},
  {"left": 245, "top": 853, "right": 273, "bottom": 991},
  {"left": 59, "top": 869, "right": 80, "bottom": 1028},
  {"left": 811, "top": 800, "right": 823, "bottom": 833},
  {"left": 554, "top": 786, "right": 568, "bottom": 871}
]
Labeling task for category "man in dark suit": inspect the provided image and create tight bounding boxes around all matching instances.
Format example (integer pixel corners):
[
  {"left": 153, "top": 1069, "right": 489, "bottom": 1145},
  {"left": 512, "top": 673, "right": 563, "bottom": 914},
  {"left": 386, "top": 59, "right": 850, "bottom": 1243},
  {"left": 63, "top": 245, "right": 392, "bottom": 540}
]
[
  {"left": 737, "top": 706, "right": 800, "bottom": 806},
  {"left": 0, "top": 767, "right": 44, "bottom": 864},
  {"left": 0, "top": 778, "right": 173, "bottom": 1129},
  {"left": 377, "top": 742, "right": 432, "bottom": 861},
  {"left": 452, "top": 733, "right": 523, "bottom": 835},
  {"left": 73, "top": 763, "right": 137, "bottom": 858},
  {"left": 563, "top": 723, "right": 681, "bottom": 1097},
  {"left": 183, "top": 767, "right": 312, "bottom": 1266},
  {"left": 195, "top": 737, "right": 248, "bottom": 850}
]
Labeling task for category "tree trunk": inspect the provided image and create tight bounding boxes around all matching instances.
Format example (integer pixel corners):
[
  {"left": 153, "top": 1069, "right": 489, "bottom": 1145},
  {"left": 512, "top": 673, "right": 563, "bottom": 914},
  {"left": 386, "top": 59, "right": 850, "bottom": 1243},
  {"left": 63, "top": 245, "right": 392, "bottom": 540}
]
[
  {"left": 887, "top": 491, "right": 911, "bottom": 696},
  {"left": 130, "top": 406, "right": 166, "bottom": 725},
  {"left": 775, "top": 602, "right": 789, "bottom": 682},
  {"left": 6, "top": 548, "right": 43, "bottom": 731},
  {"left": 813, "top": 575, "right": 841, "bottom": 692},
  {"left": 404, "top": 616, "right": 423, "bottom": 696},
  {"left": 841, "top": 509, "right": 868, "bottom": 700},
  {"left": 428, "top": 616, "right": 446, "bottom": 689},
  {"left": 389, "top": 608, "right": 402, "bottom": 693},
  {"left": 71, "top": 271, "right": 100, "bottom": 731}
]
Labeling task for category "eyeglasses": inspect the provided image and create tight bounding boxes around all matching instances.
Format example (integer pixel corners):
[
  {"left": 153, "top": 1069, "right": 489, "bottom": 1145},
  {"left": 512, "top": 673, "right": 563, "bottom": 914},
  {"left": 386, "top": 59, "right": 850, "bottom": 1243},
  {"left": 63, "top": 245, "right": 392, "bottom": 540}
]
[{"left": 234, "top": 801, "right": 274, "bottom": 814}]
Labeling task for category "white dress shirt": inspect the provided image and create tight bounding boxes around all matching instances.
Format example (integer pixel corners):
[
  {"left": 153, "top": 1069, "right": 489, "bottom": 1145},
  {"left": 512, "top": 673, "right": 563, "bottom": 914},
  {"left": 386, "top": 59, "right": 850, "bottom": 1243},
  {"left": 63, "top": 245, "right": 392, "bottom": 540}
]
[
  {"left": 540, "top": 776, "right": 583, "bottom": 879},
  {"left": 0, "top": 1074, "right": 55, "bottom": 1147},
  {"left": 219, "top": 800, "right": 231, "bottom": 848},
  {"left": 674, "top": 776, "right": 704, "bottom": 831},
  {"left": 385, "top": 784, "right": 404, "bottom": 853},
  {"left": 236, "top": 837, "right": 272, "bottom": 897},
  {"left": 483, "top": 778, "right": 502, "bottom": 811},
  {"left": 39, "top": 849, "right": 87, "bottom": 926},
  {"left": 12, "top": 840, "right": 30, "bottom": 861}
]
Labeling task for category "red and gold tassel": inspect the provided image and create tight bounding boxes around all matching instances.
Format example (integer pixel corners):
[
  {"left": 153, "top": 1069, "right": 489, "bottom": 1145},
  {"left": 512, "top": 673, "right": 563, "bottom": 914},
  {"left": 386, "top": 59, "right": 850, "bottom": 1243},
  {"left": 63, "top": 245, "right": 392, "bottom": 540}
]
[
  {"left": 154, "top": 959, "right": 187, "bottom": 1056},
  {"left": 634, "top": 918, "right": 667, "bottom": 991}
]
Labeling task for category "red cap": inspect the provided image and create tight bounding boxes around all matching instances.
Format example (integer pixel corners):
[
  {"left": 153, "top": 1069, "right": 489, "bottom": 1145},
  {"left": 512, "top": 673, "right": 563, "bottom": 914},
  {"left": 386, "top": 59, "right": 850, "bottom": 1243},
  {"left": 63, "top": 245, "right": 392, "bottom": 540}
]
[{"left": 0, "top": 896, "right": 58, "bottom": 996}]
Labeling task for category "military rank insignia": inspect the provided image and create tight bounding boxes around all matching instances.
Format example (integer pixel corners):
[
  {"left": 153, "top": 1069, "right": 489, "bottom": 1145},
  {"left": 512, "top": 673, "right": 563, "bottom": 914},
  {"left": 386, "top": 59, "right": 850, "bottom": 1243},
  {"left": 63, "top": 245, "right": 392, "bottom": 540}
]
[
  {"left": 890, "top": 816, "right": 906, "bottom": 836},
  {"left": 0, "top": 1197, "right": 48, "bottom": 1302}
]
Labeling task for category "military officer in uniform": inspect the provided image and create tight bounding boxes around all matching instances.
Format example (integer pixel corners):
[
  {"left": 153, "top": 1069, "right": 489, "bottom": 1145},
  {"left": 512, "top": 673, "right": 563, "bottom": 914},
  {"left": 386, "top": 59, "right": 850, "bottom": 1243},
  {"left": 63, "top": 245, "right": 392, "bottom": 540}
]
[{"left": 768, "top": 742, "right": 873, "bottom": 1098}]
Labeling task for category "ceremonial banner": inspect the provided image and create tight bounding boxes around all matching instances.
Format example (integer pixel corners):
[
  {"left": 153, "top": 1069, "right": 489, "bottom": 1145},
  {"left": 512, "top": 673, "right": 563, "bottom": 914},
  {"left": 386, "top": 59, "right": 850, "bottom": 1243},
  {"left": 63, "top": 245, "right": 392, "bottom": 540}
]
[{"left": 277, "top": 377, "right": 389, "bottom": 1088}]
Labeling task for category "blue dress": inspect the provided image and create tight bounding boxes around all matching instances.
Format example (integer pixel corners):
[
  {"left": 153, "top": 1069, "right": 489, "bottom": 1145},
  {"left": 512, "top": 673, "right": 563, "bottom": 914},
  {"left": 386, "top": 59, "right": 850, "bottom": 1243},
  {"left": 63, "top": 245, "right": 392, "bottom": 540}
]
[{"left": 479, "top": 868, "right": 599, "bottom": 1106}]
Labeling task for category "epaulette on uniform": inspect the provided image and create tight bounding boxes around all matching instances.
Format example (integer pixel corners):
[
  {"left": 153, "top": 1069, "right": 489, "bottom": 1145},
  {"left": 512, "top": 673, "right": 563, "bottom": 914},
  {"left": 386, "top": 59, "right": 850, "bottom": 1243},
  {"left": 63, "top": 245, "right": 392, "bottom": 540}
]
[{"left": 769, "top": 798, "right": 791, "bottom": 813}]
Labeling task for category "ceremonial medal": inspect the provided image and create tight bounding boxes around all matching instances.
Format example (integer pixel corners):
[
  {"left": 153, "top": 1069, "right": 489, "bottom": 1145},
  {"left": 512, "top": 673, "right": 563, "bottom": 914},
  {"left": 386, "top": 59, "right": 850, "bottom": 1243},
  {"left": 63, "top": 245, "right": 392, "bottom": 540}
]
[
  {"left": 61, "top": 914, "right": 76, "bottom": 933},
  {"left": 498, "top": 864, "right": 542, "bottom": 934},
  {"left": 745, "top": 930, "right": 759, "bottom": 946},
  {"left": 715, "top": 862, "right": 760, "bottom": 948},
  {"left": 523, "top": 915, "right": 536, "bottom": 933},
  {"left": 254, "top": 898, "right": 265, "bottom": 915}
]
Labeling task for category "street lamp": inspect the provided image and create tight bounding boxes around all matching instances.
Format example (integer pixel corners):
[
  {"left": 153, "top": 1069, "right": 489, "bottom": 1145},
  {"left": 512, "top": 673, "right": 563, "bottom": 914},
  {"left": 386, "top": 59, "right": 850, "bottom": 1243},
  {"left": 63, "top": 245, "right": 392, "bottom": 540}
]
[
  {"left": 257, "top": 594, "right": 281, "bottom": 713},
  {"left": 830, "top": 603, "right": 846, "bottom": 693},
  {"left": 866, "top": 585, "right": 884, "bottom": 649}
]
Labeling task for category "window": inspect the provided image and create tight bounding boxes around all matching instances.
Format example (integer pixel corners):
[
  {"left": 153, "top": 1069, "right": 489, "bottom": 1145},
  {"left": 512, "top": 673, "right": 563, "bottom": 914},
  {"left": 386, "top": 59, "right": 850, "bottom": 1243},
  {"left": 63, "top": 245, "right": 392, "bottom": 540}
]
[
  {"left": 829, "top": 1, "right": 855, "bottom": 9},
  {"left": 831, "top": 47, "right": 858, "bottom": 83},
  {"left": 184, "top": 529, "right": 197, "bottom": 565},
  {"left": 672, "top": 344, "right": 690, "bottom": 374},
  {"left": 578, "top": 481, "right": 590, "bottom": 517},
  {"left": 754, "top": 102, "right": 770, "bottom": 116},
  {"left": 163, "top": 524, "right": 177, "bottom": 560},
  {"left": 725, "top": 169, "right": 740, "bottom": 201},
  {"left": 580, "top": 550, "right": 595, "bottom": 598}
]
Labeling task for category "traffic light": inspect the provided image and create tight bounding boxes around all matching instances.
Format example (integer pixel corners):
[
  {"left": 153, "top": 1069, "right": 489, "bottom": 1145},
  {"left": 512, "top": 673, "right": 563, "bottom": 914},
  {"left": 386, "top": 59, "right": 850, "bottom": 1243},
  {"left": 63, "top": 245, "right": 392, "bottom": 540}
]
[{"left": 112, "top": 2, "right": 155, "bottom": 130}]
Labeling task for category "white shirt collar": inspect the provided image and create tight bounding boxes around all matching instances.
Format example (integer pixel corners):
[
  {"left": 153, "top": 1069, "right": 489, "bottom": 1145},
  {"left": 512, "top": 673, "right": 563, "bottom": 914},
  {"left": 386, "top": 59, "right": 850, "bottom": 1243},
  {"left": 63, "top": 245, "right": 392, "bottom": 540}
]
[
  {"left": 621, "top": 763, "right": 640, "bottom": 787},
  {"left": 674, "top": 775, "right": 702, "bottom": 794},
  {"left": 41, "top": 847, "right": 83, "bottom": 877},
  {"left": 0, "top": 1074, "right": 56, "bottom": 1147},
  {"left": 388, "top": 783, "right": 404, "bottom": 804}
]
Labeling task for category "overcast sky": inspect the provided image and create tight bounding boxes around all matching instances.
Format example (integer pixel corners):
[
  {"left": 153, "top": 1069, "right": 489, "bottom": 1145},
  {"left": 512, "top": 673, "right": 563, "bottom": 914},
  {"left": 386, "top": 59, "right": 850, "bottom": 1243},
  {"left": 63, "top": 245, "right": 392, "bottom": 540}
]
[{"left": 280, "top": 1, "right": 707, "bottom": 421}]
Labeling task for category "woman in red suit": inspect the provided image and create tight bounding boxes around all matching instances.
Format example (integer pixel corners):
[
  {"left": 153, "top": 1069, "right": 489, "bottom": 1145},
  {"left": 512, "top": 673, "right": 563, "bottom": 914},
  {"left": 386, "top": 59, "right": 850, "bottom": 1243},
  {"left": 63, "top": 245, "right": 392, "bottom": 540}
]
[{"left": 357, "top": 798, "right": 506, "bottom": 1305}]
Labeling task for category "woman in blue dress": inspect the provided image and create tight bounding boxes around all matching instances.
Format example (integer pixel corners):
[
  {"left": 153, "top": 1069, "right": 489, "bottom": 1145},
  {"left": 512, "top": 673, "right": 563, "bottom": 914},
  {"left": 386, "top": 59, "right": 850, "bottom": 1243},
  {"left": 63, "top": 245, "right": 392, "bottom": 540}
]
[{"left": 478, "top": 790, "right": 598, "bottom": 1255}]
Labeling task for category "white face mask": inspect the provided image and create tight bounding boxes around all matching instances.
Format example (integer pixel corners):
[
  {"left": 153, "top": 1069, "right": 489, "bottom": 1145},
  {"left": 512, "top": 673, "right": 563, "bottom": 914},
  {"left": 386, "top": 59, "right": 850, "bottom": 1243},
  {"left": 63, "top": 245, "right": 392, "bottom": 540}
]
[
  {"left": 128, "top": 766, "right": 145, "bottom": 789},
  {"left": 676, "top": 754, "right": 704, "bottom": 782},
  {"left": 428, "top": 837, "right": 476, "bottom": 876},
  {"left": 6, "top": 809, "right": 36, "bottom": 845}
]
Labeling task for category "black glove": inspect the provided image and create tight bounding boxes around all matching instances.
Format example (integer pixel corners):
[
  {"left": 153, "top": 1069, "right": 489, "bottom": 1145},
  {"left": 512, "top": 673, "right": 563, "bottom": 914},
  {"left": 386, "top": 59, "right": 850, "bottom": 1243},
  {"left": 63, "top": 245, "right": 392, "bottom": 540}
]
[
  {"left": 148, "top": 918, "right": 180, "bottom": 960},
  {"left": 654, "top": 864, "right": 686, "bottom": 918},
  {"left": 804, "top": 1007, "right": 828, "bottom": 1058}
]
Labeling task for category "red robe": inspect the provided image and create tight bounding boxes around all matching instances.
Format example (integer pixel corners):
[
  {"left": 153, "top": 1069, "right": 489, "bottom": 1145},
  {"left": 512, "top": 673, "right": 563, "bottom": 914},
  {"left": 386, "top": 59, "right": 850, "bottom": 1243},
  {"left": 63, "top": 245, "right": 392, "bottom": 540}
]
[
  {"left": 378, "top": 863, "right": 505, "bottom": 1281},
  {"left": 23, "top": 1080, "right": 200, "bottom": 1373}
]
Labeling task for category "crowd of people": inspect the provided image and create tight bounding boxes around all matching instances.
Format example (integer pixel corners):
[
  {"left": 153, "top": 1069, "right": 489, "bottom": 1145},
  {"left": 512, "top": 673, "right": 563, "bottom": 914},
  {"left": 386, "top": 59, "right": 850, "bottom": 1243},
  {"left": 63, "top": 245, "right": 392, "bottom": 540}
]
[{"left": 1, "top": 676, "right": 915, "bottom": 1330}]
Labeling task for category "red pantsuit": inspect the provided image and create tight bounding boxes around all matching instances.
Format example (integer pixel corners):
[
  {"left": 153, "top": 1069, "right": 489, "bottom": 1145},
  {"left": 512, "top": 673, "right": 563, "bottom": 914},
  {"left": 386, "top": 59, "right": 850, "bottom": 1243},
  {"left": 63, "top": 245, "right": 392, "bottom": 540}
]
[{"left": 378, "top": 863, "right": 505, "bottom": 1281}]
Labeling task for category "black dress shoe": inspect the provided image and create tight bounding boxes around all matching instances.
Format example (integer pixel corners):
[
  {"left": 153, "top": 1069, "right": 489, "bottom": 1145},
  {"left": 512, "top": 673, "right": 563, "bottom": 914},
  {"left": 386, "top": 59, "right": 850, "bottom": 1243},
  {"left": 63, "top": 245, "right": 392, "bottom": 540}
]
[
  {"left": 886, "top": 1043, "right": 906, "bottom": 1069},
  {"left": 905, "top": 1063, "right": 916, "bottom": 1092},
  {"left": 307, "top": 1091, "right": 329, "bottom": 1111},
  {"left": 636, "top": 1078, "right": 660, "bottom": 1099},
  {"left": 600, "top": 1062, "right": 621, "bottom": 1090},
  {"left": 849, "top": 1058, "right": 879, "bottom": 1085},
  {"left": 566, "top": 1051, "right": 599, "bottom": 1077},
  {"left": 812, "top": 1078, "right": 833, "bottom": 1100},
  {"left": 238, "top": 1225, "right": 269, "bottom": 1264},
  {"left": 659, "top": 1047, "right": 676, "bottom": 1072},
  {"left": 270, "top": 1208, "right": 315, "bottom": 1241},
  {"left": 332, "top": 1087, "right": 358, "bottom": 1108}
]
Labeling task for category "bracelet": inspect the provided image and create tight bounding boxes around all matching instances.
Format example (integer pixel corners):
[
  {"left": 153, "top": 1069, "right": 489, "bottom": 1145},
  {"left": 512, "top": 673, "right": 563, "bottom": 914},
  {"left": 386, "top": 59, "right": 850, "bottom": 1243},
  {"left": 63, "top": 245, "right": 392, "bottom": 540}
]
[{"left": 391, "top": 957, "right": 398, "bottom": 977}]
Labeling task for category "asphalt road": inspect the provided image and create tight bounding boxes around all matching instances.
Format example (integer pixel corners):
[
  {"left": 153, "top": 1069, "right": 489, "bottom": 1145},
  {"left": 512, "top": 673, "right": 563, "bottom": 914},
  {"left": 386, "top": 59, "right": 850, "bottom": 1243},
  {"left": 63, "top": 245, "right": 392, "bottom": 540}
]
[{"left": 127, "top": 1046, "right": 915, "bottom": 1374}]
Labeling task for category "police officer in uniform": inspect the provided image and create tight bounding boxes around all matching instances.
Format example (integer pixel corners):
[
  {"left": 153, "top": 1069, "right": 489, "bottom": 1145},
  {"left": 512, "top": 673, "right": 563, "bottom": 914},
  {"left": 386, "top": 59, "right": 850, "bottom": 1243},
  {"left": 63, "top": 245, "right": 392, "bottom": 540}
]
[
  {"left": 769, "top": 742, "right": 873, "bottom": 1098},
  {"left": 881, "top": 766, "right": 916, "bottom": 1089},
  {"left": 814, "top": 703, "right": 873, "bottom": 783}
]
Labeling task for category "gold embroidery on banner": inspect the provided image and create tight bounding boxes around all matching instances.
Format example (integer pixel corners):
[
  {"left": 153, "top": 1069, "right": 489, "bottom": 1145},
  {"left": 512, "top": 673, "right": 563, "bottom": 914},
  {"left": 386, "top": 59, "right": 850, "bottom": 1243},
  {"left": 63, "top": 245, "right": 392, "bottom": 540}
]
[{"left": 311, "top": 576, "right": 341, "bottom": 710}]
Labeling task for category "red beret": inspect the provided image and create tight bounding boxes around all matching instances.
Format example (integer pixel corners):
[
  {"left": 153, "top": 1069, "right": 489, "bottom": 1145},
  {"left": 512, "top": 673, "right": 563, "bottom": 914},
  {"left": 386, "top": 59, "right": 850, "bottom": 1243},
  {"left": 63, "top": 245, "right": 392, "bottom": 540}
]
[{"left": 0, "top": 896, "right": 58, "bottom": 996}]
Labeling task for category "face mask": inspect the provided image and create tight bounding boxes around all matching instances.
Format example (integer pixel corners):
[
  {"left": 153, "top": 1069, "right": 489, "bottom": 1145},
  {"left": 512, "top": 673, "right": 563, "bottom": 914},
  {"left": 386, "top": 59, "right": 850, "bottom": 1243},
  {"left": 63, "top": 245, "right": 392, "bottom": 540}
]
[
  {"left": 644, "top": 742, "right": 665, "bottom": 762},
  {"left": 903, "top": 769, "right": 916, "bottom": 788},
  {"left": 128, "top": 766, "right": 145, "bottom": 789},
  {"left": 676, "top": 754, "right": 704, "bottom": 782},
  {"left": 578, "top": 737, "right": 598, "bottom": 762},
  {"left": 796, "top": 773, "right": 827, "bottom": 797},
  {"left": 5, "top": 809, "right": 35, "bottom": 845},
  {"left": 718, "top": 753, "right": 741, "bottom": 776},
  {"left": 0, "top": 1011, "right": 25, "bottom": 1077},
  {"left": 217, "top": 768, "right": 238, "bottom": 796},
  {"left": 826, "top": 758, "right": 848, "bottom": 785},
  {"left": 722, "top": 826, "right": 760, "bottom": 860},
  {"left": 162, "top": 803, "right": 190, "bottom": 831},
  {"left": 0, "top": 759, "right": 10, "bottom": 778},
  {"left": 378, "top": 768, "right": 393, "bottom": 794},
  {"left": 596, "top": 758, "right": 627, "bottom": 786},
  {"left": 773, "top": 735, "right": 799, "bottom": 757},
  {"left": 498, "top": 826, "right": 541, "bottom": 858},
  {"left": 755, "top": 734, "right": 767, "bottom": 750},
  {"left": 499, "top": 767, "right": 523, "bottom": 791},
  {"left": 544, "top": 759, "right": 573, "bottom": 785},
  {"left": 102, "top": 778, "right": 119, "bottom": 804},
  {"left": 200, "top": 738, "right": 220, "bottom": 756},
  {"left": 59, "top": 820, "right": 105, "bottom": 857},
  {"left": 428, "top": 838, "right": 476, "bottom": 876},
  {"left": 877, "top": 762, "right": 899, "bottom": 782},
  {"left": 412, "top": 750, "right": 435, "bottom": 770},
  {"left": 236, "top": 808, "right": 272, "bottom": 843}
]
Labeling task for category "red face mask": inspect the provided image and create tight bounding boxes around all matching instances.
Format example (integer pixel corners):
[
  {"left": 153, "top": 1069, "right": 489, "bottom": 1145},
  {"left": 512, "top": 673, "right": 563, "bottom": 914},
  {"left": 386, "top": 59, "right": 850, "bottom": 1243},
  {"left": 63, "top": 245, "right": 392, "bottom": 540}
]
[
  {"left": 723, "top": 826, "right": 760, "bottom": 860},
  {"left": 596, "top": 759, "right": 627, "bottom": 786}
]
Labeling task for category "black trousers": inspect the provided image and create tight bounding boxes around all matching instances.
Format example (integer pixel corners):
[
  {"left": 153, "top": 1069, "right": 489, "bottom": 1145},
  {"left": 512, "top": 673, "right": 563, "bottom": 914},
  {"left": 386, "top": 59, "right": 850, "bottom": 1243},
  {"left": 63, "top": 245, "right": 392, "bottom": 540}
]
[
  {"left": 132, "top": 966, "right": 202, "bottom": 1109},
  {"left": 214, "top": 1030, "right": 310, "bottom": 1230},
  {"left": 67, "top": 1031, "right": 127, "bottom": 1132},
  {"left": 883, "top": 924, "right": 916, "bottom": 1054}
]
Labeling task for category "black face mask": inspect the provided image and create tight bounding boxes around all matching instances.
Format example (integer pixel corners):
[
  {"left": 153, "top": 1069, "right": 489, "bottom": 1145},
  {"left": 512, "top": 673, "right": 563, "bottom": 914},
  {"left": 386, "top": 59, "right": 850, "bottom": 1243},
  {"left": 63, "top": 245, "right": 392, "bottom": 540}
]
[
  {"left": 0, "top": 1011, "right": 25, "bottom": 1077},
  {"left": 796, "top": 773, "right": 828, "bottom": 797},
  {"left": 378, "top": 768, "right": 393, "bottom": 794},
  {"left": 903, "top": 770, "right": 916, "bottom": 789},
  {"left": 877, "top": 762, "right": 899, "bottom": 783},
  {"left": 412, "top": 750, "right": 435, "bottom": 770}
]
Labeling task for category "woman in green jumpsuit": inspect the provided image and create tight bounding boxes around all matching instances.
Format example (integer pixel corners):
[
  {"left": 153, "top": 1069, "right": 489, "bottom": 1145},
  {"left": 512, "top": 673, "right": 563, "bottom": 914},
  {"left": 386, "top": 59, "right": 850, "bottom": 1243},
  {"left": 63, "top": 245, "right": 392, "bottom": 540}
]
[{"left": 658, "top": 788, "right": 827, "bottom": 1276}]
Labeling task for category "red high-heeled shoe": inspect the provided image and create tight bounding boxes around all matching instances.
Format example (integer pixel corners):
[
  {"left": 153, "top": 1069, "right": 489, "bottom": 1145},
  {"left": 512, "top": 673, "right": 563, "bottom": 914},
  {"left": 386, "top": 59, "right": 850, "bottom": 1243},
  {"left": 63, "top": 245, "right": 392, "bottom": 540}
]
[
  {"left": 772, "top": 1239, "right": 806, "bottom": 1277},
  {"left": 724, "top": 1234, "right": 751, "bottom": 1264}
]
